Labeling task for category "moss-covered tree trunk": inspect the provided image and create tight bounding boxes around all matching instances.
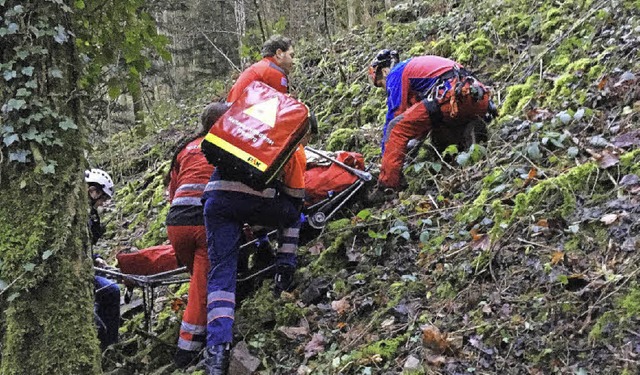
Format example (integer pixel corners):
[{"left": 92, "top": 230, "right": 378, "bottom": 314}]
[{"left": 0, "top": 1, "right": 101, "bottom": 373}]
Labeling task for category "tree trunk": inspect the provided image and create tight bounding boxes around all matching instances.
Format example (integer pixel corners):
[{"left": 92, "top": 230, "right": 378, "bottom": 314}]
[
  {"left": 0, "top": 1, "right": 101, "bottom": 373},
  {"left": 347, "top": 0, "right": 357, "bottom": 29},
  {"left": 234, "top": 0, "right": 247, "bottom": 67},
  {"left": 361, "top": 0, "right": 371, "bottom": 23}
]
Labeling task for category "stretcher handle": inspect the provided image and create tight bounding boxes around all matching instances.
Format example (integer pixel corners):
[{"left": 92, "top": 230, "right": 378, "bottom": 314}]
[{"left": 304, "top": 146, "right": 372, "bottom": 182}]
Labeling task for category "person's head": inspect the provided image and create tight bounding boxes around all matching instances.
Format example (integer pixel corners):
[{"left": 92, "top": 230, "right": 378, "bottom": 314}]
[
  {"left": 85, "top": 169, "right": 114, "bottom": 207},
  {"left": 200, "top": 102, "right": 230, "bottom": 133},
  {"left": 368, "top": 49, "right": 400, "bottom": 88},
  {"left": 261, "top": 35, "right": 295, "bottom": 75}
]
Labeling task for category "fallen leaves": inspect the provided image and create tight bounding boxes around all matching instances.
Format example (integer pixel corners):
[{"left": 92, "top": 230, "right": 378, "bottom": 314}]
[
  {"left": 304, "top": 333, "right": 325, "bottom": 359},
  {"left": 550, "top": 251, "right": 565, "bottom": 265},
  {"left": 600, "top": 213, "right": 619, "bottom": 225},
  {"left": 421, "top": 324, "right": 452, "bottom": 354},
  {"left": 278, "top": 326, "right": 309, "bottom": 340},
  {"left": 470, "top": 229, "right": 490, "bottom": 251},
  {"left": 331, "top": 297, "right": 351, "bottom": 315},
  {"left": 594, "top": 149, "right": 620, "bottom": 169}
]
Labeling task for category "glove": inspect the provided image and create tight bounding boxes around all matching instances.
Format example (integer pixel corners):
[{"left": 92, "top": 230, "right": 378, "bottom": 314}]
[{"left": 273, "top": 264, "right": 296, "bottom": 296}]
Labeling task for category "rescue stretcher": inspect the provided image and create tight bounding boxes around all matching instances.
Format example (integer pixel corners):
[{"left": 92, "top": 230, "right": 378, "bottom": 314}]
[{"left": 94, "top": 147, "right": 372, "bottom": 331}]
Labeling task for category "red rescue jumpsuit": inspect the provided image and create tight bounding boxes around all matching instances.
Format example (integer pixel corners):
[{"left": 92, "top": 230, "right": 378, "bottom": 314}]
[
  {"left": 379, "top": 55, "right": 491, "bottom": 188},
  {"left": 166, "top": 137, "right": 214, "bottom": 353}
]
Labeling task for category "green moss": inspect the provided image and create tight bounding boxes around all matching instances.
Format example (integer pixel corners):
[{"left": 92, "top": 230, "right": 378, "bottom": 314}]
[
  {"left": 135, "top": 204, "right": 169, "bottom": 249},
  {"left": 620, "top": 149, "right": 640, "bottom": 175},
  {"left": 589, "top": 311, "right": 616, "bottom": 341},
  {"left": 511, "top": 162, "right": 598, "bottom": 220},
  {"left": 326, "top": 128, "right": 359, "bottom": 151},
  {"left": 429, "top": 35, "right": 454, "bottom": 57},
  {"left": 502, "top": 76, "right": 538, "bottom": 114},
  {"left": 619, "top": 288, "right": 640, "bottom": 318},
  {"left": 275, "top": 302, "right": 308, "bottom": 326},
  {"left": 454, "top": 35, "right": 494, "bottom": 64},
  {"left": 353, "top": 334, "right": 408, "bottom": 361}
]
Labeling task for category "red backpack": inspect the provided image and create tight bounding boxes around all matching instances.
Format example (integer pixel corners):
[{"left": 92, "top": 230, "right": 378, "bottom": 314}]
[{"left": 201, "top": 81, "right": 310, "bottom": 190}]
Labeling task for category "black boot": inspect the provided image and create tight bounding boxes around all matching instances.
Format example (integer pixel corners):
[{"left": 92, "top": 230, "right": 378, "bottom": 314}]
[
  {"left": 274, "top": 264, "right": 296, "bottom": 296},
  {"left": 204, "top": 344, "right": 230, "bottom": 375}
]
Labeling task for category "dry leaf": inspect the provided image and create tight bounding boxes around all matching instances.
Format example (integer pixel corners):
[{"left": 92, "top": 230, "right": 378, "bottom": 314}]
[
  {"left": 331, "top": 297, "right": 351, "bottom": 315},
  {"left": 471, "top": 234, "right": 490, "bottom": 251},
  {"left": 304, "top": 333, "right": 325, "bottom": 359},
  {"left": 597, "top": 76, "right": 608, "bottom": 91},
  {"left": 421, "top": 324, "right": 450, "bottom": 354},
  {"left": 381, "top": 317, "right": 395, "bottom": 329},
  {"left": 170, "top": 298, "right": 184, "bottom": 312},
  {"left": 536, "top": 219, "right": 549, "bottom": 227},
  {"left": 595, "top": 150, "right": 620, "bottom": 169},
  {"left": 278, "top": 326, "right": 309, "bottom": 339},
  {"left": 470, "top": 228, "right": 483, "bottom": 241},
  {"left": 426, "top": 354, "right": 447, "bottom": 366},
  {"left": 600, "top": 213, "right": 618, "bottom": 225},
  {"left": 307, "top": 242, "right": 325, "bottom": 256},
  {"left": 550, "top": 251, "right": 564, "bottom": 265},
  {"left": 523, "top": 167, "right": 538, "bottom": 187}
]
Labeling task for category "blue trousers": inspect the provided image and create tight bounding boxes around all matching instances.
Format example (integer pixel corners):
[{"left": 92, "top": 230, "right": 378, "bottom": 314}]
[
  {"left": 94, "top": 276, "right": 120, "bottom": 349},
  {"left": 204, "top": 190, "right": 301, "bottom": 346}
]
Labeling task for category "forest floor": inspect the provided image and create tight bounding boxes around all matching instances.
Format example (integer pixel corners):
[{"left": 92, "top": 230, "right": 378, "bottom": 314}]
[{"left": 95, "top": 1, "right": 640, "bottom": 374}]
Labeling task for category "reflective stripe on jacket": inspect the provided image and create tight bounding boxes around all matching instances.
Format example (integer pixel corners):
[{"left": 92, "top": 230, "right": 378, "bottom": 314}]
[{"left": 166, "top": 137, "right": 214, "bottom": 226}]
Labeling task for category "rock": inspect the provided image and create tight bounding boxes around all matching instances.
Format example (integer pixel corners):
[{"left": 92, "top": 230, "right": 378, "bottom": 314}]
[
  {"left": 403, "top": 355, "right": 421, "bottom": 371},
  {"left": 300, "top": 278, "right": 330, "bottom": 305},
  {"left": 229, "top": 341, "right": 260, "bottom": 375}
]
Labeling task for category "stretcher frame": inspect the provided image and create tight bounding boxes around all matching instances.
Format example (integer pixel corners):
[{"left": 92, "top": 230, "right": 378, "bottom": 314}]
[{"left": 94, "top": 149, "right": 372, "bottom": 332}]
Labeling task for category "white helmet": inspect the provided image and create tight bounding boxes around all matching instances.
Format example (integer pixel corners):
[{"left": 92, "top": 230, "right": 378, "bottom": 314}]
[{"left": 84, "top": 169, "right": 114, "bottom": 198}]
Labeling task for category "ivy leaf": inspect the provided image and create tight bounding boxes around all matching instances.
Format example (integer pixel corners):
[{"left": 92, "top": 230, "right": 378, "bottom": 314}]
[
  {"left": 7, "top": 292, "right": 20, "bottom": 302},
  {"left": 23, "top": 263, "right": 36, "bottom": 272},
  {"left": 356, "top": 209, "right": 371, "bottom": 221},
  {"left": 54, "top": 25, "right": 68, "bottom": 44},
  {"left": 6, "top": 98, "right": 26, "bottom": 111},
  {"left": 75, "top": 0, "right": 85, "bottom": 9},
  {"left": 5, "top": 23, "right": 19, "bottom": 34},
  {"left": 0, "top": 279, "right": 7, "bottom": 291},
  {"left": 442, "top": 144, "right": 458, "bottom": 157},
  {"left": 567, "top": 147, "right": 579, "bottom": 158},
  {"left": 42, "top": 163, "right": 56, "bottom": 174},
  {"left": 42, "top": 250, "right": 54, "bottom": 260},
  {"left": 49, "top": 68, "right": 63, "bottom": 79},
  {"left": 16, "top": 49, "right": 30, "bottom": 60},
  {"left": 526, "top": 142, "right": 542, "bottom": 160},
  {"left": 3, "top": 133, "right": 19, "bottom": 146},
  {"left": 431, "top": 162, "right": 442, "bottom": 173},
  {"left": 19, "top": 180, "right": 26, "bottom": 189},
  {"left": 16, "top": 88, "right": 31, "bottom": 97},
  {"left": 3, "top": 70, "right": 17, "bottom": 81},
  {"left": 2, "top": 125, "right": 15, "bottom": 135},
  {"left": 456, "top": 152, "right": 470, "bottom": 166},
  {"left": 59, "top": 118, "right": 77, "bottom": 130},
  {"left": 21, "top": 66, "right": 34, "bottom": 76},
  {"left": 22, "top": 127, "right": 38, "bottom": 140},
  {"left": 25, "top": 80, "right": 37, "bottom": 89},
  {"left": 9, "top": 149, "right": 31, "bottom": 163}
]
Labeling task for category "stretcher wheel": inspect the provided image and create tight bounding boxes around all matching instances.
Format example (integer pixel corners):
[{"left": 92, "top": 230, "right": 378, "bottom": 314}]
[{"left": 308, "top": 211, "right": 327, "bottom": 229}]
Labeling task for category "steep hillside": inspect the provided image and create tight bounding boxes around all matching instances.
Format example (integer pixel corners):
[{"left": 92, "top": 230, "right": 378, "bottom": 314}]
[{"left": 96, "top": 0, "right": 640, "bottom": 374}]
